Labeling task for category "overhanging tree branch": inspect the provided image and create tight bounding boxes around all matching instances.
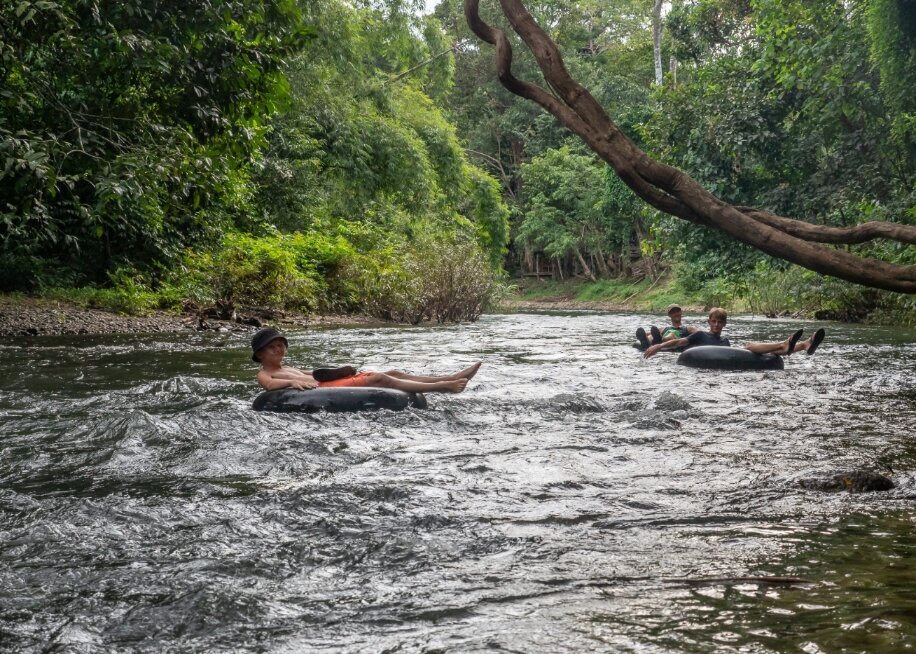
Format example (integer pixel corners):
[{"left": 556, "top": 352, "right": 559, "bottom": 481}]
[
  {"left": 735, "top": 207, "right": 916, "bottom": 245},
  {"left": 464, "top": 0, "right": 916, "bottom": 293},
  {"left": 388, "top": 45, "right": 459, "bottom": 84}
]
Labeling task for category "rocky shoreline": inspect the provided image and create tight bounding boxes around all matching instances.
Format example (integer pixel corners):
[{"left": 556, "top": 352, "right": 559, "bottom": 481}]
[
  {"left": 0, "top": 295, "right": 702, "bottom": 338},
  {"left": 0, "top": 296, "right": 382, "bottom": 338}
]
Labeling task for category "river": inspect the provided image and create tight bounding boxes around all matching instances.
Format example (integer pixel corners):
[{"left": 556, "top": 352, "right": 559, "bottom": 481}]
[{"left": 1, "top": 311, "right": 914, "bottom": 652}]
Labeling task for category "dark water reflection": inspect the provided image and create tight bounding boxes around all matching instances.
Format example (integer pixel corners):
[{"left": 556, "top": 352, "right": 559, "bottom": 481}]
[{"left": 1, "top": 312, "right": 914, "bottom": 652}]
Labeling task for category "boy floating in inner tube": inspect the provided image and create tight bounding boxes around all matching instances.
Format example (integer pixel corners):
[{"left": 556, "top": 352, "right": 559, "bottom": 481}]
[
  {"left": 635, "top": 303, "right": 698, "bottom": 350},
  {"left": 251, "top": 328, "right": 480, "bottom": 393},
  {"left": 642, "top": 307, "right": 826, "bottom": 359}
]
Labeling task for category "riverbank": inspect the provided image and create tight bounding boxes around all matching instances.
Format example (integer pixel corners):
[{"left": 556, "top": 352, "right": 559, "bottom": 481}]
[
  {"left": 1, "top": 281, "right": 673, "bottom": 338},
  {"left": 502, "top": 277, "right": 916, "bottom": 325},
  {"left": 502, "top": 277, "right": 705, "bottom": 314},
  {"left": 0, "top": 296, "right": 382, "bottom": 337},
  {"left": 3, "top": 274, "right": 911, "bottom": 337}
]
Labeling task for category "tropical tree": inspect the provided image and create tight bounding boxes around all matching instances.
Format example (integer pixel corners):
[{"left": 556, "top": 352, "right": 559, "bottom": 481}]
[
  {"left": 463, "top": 0, "right": 916, "bottom": 292},
  {"left": 517, "top": 146, "right": 642, "bottom": 279}
]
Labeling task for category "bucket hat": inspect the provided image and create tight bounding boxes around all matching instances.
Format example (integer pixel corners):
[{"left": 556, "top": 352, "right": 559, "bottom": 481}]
[{"left": 251, "top": 328, "right": 288, "bottom": 362}]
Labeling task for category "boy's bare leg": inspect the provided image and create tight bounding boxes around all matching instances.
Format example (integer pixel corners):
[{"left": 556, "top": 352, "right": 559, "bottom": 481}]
[
  {"left": 383, "top": 362, "right": 481, "bottom": 383},
  {"left": 364, "top": 373, "right": 468, "bottom": 393},
  {"left": 745, "top": 329, "right": 803, "bottom": 356},
  {"left": 744, "top": 341, "right": 787, "bottom": 354},
  {"left": 384, "top": 370, "right": 451, "bottom": 382}
]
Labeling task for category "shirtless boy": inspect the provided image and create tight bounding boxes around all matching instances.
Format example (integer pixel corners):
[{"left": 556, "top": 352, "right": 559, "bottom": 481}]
[{"left": 251, "top": 328, "right": 480, "bottom": 393}]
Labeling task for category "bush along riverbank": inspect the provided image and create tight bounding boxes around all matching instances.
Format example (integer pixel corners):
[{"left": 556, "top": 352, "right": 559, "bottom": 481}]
[
  {"left": 507, "top": 265, "right": 916, "bottom": 326},
  {"left": 2, "top": 230, "right": 509, "bottom": 337},
  {"left": 9, "top": 262, "right": 913, "bottom": 338}
]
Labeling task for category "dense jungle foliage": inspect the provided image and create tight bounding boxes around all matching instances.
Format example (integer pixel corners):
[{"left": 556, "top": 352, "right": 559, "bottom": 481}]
[
  {"left": 1, "top": 0, "right": 913, "bottom": 321},
  {"left": 0, "top": 0, "right": 509, "bottom": 321}
]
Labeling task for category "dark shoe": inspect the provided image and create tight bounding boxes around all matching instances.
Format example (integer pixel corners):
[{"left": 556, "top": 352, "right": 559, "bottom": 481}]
[
  {"left": 650, "top": 325, "right": 663, "bottom": 344},
  {"left": 312, "top": 365, "right": 358, "bottom": 382},
  {"left": 785, "top": 329, "right": 804, "bottom": 356},
  {"left": 636, "top": 327, "right": 650, "bottom": 351},
  {"left": 807, "top": 328, "right": 826, "bottom": 356}
]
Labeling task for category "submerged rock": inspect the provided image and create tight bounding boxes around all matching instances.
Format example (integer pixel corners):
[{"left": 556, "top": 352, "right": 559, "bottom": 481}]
[
  {"left": 629, "top": 409, "right": 681, "bottom": 430},
  {"left": 548, "top": 393, "right": 606, "bottom": 413},
  {"left": 799, "top": 470, "right": 895, "bottom": 493},
  {"left": 651, "top": 391, "right": 691, "bottom": 412}
]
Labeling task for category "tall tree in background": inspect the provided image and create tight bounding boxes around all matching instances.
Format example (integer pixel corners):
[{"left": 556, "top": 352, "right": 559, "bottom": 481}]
[
  {"left": 652, "top": 0, "right": 663, "bottom": 85},
  {"left": 255, "top": 0, "right": 509, "bottom": 266}
]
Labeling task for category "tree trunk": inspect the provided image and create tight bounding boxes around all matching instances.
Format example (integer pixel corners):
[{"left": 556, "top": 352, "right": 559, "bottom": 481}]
[
  {"left": 608, "top": 253, "right": 620, "bottom": 277},
  {"left": 575, "top": 248, "right": 597, "bottom": 281},
  {"left": 463, "top": 0, "right": 916, "bottom": 293},
  {"left": 594, "top": 249, "right": 610, "bottom": 277},
  {"left": 652, "top": 0, "right": 663, "bottom": 86},
  {"left": 632, "top": 217, "right": 658, "bottom": 279}
]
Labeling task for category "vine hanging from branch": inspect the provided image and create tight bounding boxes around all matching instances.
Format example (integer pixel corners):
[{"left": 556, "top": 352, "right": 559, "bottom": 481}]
[{"left": 464, "top": 0, "right": 916, "bottom": 293}]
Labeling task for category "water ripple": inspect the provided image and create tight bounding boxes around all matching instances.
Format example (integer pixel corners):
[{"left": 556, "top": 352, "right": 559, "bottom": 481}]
[{"left": 0, "top": 312, "right": 914, "bottom": 652}]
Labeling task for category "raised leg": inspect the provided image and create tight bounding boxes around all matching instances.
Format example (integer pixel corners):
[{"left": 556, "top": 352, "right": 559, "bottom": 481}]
[
  {"left": 636, "top": 327, "right": 650, "bottom": 349},
  {"left": 744, "top": 329, "right": 804, "bottom": 356}
]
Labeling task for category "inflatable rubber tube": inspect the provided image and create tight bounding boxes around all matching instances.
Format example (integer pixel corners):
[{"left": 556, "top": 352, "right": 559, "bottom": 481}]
[
  {"left": 676, "top": 345, "right": 784, "bottom": 371},
  {"left": 253, "top": 387, "right": 428, "bottom": 413}
]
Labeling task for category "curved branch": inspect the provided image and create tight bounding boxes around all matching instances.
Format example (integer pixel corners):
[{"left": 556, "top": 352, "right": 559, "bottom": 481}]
[
  {"left": 466, "top": 0, "right": 916, "bottom": 293},
  {"left": 737, "top": 207, "right": 916, "bottom": 245}
]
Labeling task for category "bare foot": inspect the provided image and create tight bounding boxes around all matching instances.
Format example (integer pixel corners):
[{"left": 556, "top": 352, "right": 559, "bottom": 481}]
[
  {"left": 457, "top": 362, "right": 481, "bottom": 381},
  {"left": 445, "top": 379, "right": 468, "bottom": 393}
]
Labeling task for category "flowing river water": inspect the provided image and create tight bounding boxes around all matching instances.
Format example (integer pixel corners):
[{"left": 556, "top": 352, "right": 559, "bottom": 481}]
[{"left": 1, "top": 311, "right": 914, "bottom": 652}]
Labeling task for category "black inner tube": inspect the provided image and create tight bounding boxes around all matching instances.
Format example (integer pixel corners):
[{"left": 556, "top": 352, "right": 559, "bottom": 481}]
[
  {"left": 253, "top": 388, "right": 428, "bottom": 413},
  {"left": 676, "top": 345, "right": 785, "bottom": 371}
]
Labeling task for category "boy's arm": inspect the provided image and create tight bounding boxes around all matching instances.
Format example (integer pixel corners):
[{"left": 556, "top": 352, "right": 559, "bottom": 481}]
[
  {"left": 644, "top": 337, "right": 689, "bottom": 359},
  {"left": 686, "top": 326, "right": 699, "bottom": 334},
  {"left": 256, "top": 370, "right": 319, "bottom": 391}
]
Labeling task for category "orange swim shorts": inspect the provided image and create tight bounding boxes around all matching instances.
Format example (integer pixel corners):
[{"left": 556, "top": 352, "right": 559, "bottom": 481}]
[{"left": 317, "top": 371, "right": 376, "bottom": 388}]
